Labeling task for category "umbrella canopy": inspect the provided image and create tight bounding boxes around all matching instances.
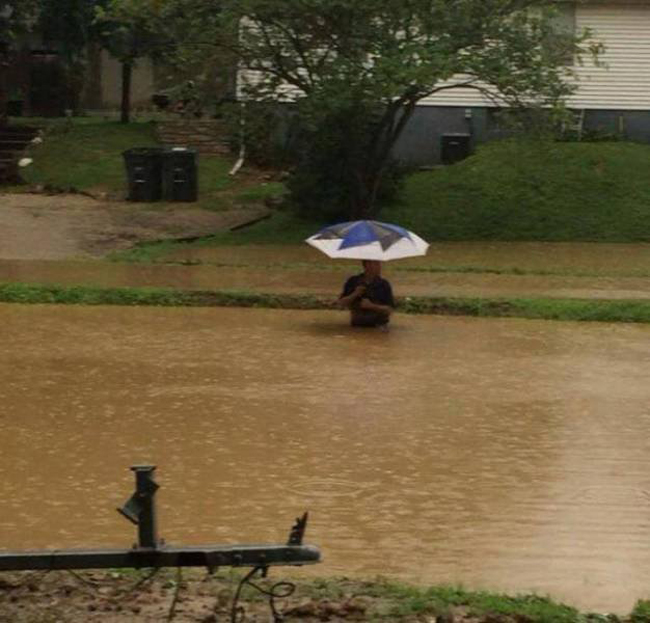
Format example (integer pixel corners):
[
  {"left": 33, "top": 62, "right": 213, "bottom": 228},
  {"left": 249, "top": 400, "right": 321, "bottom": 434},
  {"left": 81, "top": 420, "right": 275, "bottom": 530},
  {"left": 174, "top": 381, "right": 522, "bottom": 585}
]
[{"left": 305, "top": 220, "right": 429, "bottom": 260}]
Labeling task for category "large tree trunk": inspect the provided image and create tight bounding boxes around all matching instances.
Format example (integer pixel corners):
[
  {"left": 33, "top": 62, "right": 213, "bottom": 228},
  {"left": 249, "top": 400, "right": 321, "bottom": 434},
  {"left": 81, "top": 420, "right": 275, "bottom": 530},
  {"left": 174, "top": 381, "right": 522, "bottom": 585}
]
[
  {"left": 120, "top": 61, "right": 132, "bottom": 124},
  {"left": 350, "top": 167, "right": 377, "bottom": 220},
  {"left": 348, "top": 101, "right": 419, "bottom": 220}
]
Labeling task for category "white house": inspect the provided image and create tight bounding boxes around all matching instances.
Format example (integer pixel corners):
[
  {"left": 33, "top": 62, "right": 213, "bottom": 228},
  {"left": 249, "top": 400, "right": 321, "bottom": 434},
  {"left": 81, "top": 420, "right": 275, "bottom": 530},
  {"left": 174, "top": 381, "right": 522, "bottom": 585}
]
[
  {"left": 239, "top": 1, "right": 650, "bottom": 165},
  {"left": 395, "top": 0, "right": 650, "bottom": 164}
]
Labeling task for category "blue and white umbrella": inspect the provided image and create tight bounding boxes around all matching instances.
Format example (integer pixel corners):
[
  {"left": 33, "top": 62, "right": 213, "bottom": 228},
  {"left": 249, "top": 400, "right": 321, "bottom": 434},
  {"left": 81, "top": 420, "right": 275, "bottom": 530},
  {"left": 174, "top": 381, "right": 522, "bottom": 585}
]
[{"left": 306, "top": 220, "right": 429, "bottom": 261}]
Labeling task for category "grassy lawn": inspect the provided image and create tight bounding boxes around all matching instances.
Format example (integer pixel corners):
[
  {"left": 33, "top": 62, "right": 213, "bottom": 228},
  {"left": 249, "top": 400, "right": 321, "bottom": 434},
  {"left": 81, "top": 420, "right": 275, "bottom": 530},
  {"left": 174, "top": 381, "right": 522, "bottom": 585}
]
[
  {"left": 6, "top": 119, "right": 650, "bottom": 248},
  {"left": 10, "top": 117, "right": 282, "bottom": 211},
  {"left": 384, "top": 138, "right": 650, "bottom": 242},
  {"left": 21, "top": 119, "right": 160, "bottom": 193},
  {"left": 111, "top": 136, "right": 650, "bottom": 254}
]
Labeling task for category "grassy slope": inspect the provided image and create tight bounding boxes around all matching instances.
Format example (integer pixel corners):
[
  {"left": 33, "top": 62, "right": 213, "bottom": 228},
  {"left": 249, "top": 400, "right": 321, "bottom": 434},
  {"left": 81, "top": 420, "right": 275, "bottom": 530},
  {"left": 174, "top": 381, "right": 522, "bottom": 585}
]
[
  {"left": 22, "top": 120, "right": 160, "bottom": 193},
  {"left": 386, "top": 139, "right": 650, "bottom": 242},
  {"left": 167, "top": 138, "right": 650, "bottom": 247},
  {"left": 7, "top": 121, "right": 650, "bottom": 244},
  {"left": 1, "top": 283, "right": 648, "bottom": 324},
  {"left": 13, "top": 118, "right": 280, "bottom": 211}
]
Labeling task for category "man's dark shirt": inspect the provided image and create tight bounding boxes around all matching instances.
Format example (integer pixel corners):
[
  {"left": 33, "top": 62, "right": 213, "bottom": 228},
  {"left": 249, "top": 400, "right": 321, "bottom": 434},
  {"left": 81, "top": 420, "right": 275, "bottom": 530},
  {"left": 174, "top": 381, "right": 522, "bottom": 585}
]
[
  {"left": 340, "top": 274, "right": 395, "bottom": 326},
  {"left": 341, "top": 274, "right": 395, "bottom": 307}
]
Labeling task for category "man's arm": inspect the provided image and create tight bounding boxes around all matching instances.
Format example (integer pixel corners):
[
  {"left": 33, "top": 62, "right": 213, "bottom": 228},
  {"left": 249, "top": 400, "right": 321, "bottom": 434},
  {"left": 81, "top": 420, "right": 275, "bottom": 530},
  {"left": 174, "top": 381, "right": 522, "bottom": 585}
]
[
  {"left": 358, "top": 280, "right": 394, "bottom": 315},
  {"left": 337, "top": 284, "right": 366, "bottom": 308},
  {"left": 359, "top": 298, "right": 393, "bottom": 315}
]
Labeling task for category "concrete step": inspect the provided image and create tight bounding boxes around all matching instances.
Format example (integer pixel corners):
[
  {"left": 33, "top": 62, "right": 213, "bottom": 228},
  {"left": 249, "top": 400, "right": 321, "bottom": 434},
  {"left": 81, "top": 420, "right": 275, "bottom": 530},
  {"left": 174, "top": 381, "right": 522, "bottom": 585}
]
[
  {"left": 0, "top": 126, "right": 38, "bottom": 183},
  {"left": 0, "top": 127, "right": 38, "bottom": 139},
  {"left": 0, "top": 140, "right": 31, "bottom": 152}
]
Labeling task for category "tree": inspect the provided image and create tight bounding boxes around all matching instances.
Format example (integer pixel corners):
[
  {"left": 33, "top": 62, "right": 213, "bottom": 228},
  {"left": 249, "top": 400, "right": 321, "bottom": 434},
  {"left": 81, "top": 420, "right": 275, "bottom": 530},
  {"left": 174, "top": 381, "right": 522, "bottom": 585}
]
[
  {"left": 94, "top": 0, "right": 224, "bottom": 122},
  {"left": 38, "top": 0, "right": 105, "bottom": 113},
  {"left": 0, "top": 0, "right": 39, "bottom": 123},
  {"left": 0, "top": 0, "right": 39, "bottom": 38},
  {"left": 218, "top": 0, "right": 602, "bottom": 220},
  {"left": 94, "top": 0, "right": 171, "bottom": 122}
]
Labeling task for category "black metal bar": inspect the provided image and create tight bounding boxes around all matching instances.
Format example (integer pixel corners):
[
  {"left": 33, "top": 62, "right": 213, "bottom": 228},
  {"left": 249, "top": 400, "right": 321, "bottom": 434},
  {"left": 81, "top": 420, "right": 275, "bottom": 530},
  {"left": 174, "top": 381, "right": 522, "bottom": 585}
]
[
  {"left": 0, "top": 544, "right": 321, "bottom": 571},
  {"left": 0, "top": 465, "right": 322, "bottom": 577},
  {"left": 133, "top": 465, "right": 158, "bottom": 548}
]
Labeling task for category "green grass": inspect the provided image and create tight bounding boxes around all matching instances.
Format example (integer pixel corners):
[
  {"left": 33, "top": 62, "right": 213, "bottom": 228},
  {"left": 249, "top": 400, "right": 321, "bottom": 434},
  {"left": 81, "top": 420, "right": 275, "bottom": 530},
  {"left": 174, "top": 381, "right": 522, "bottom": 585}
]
[
  {"left": 401, "top": 295, "right": 650, "bottom": 323},
  {"left": 10, "top": 117, "right": 279, "bottom": 212},
  {"left": 1, "top": 282, "right": 648, "bottom": 324},
  {"left": 8, "top": 122, "right": 650, "bottom": 245},
  {"left": 346, "top": 579, "right": 582, "bottom": 621},
  {"left": 157, "top": 137, "right": 650, "bottom": 247},
  {"left": 21, "top": 119, "right": 160, "bottom": 193},
  {"left": 631, "top": 600, "right": 650, "bottom": 623},
  {"left": 384, "top": 139, "right": 650, "bottom": 242},
  {"left": 1, "top": 568, "right": 632, "bottom": 622},
  {"left": 109, "top": 210, "right": 317, "bottom": 263}
]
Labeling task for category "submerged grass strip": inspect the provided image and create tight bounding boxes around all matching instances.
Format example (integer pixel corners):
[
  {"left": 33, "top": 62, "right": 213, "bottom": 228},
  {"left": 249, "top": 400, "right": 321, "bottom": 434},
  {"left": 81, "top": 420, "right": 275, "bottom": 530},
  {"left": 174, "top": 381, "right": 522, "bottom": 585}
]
[
  {"left": 110, "top": 248, "right": 650, "bottom": 279},
  {"left": 1, "top": 282, "right": 649, "bottom": 323}
]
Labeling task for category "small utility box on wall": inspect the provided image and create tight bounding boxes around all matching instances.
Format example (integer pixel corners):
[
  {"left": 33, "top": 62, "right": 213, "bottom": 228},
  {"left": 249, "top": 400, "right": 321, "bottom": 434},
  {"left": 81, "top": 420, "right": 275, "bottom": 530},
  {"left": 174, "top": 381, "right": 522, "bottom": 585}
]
[{"left": 441, "top": 133, "right": 472, "bottom": 165}]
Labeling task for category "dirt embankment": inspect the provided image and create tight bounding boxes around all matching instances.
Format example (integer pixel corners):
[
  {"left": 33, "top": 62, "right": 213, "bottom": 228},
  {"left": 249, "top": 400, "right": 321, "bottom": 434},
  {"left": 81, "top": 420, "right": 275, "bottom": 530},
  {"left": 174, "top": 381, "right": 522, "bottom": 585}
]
[
  {"left": 0, "top": 570, "right": 580, "bottom": 623},
  {"left": 0, "top": 193, "right": 268, "bottom": 260}
]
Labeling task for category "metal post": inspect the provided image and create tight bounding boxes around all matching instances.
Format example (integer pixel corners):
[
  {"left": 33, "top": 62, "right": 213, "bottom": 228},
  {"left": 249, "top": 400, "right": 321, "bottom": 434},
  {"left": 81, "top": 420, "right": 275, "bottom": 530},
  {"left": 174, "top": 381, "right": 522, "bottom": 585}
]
[
  {"left": 131, "top": 465, "right": 159, "bottom": 549},
  {"left": 0, "top": 465, "right": 321, "bottom": 574}
]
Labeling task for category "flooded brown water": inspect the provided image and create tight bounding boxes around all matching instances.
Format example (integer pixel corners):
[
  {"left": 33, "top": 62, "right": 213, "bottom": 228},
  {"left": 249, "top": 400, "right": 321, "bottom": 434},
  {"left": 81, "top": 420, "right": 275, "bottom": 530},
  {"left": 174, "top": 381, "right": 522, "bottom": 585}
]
[
  {"left": 1, "top": 304, "right": 649, "bottom": 613},
  {"left": 163, "top": 242, "right": 650, "bottom": 276},
  {"left": 1, "top": 259, "right": 650, "bottom": 300}
]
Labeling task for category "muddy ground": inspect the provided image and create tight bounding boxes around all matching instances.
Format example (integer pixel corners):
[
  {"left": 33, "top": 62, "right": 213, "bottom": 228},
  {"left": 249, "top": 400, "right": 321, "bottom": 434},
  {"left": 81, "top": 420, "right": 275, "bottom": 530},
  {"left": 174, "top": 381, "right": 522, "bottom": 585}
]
[
  {"left": 0, "top": 569, "right": 555, "bottom": 623},
  {"left": 0, "top": 193, "right": 268, "bottom": 260}
]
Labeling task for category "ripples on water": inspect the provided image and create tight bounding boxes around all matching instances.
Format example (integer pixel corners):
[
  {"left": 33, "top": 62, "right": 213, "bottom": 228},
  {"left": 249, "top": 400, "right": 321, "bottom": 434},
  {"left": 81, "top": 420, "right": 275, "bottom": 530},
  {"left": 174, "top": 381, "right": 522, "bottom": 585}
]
[{"left": 0, "top": 304, "right": 649, "bottom": 613}]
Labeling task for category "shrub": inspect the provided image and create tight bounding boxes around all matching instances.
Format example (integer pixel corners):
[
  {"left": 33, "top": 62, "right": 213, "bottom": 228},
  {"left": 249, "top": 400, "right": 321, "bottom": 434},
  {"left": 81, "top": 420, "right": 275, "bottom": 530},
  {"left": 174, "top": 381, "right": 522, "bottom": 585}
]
[{"left": 287, "top": 105, "right": 406, "bottom": 222}]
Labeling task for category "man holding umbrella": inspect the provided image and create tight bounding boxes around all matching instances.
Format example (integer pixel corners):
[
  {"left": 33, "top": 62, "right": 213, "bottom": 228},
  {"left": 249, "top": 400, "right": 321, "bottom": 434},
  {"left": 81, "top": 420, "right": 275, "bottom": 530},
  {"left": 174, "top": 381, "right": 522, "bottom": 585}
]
[
  {"left": 305, "top": 220, "right": 429, "bottom": 328},
  {"left": 337, "top": 260, "right": 395, "bottom": 328}
]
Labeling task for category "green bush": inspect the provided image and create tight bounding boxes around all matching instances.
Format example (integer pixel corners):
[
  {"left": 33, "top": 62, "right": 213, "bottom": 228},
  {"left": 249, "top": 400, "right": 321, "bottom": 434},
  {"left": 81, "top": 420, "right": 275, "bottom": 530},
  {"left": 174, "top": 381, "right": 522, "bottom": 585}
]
[
  {"left": 221, "top": 101, "right": 296, "bottom": 168},
  {"left": 631, "top": 600, "right": 650, "bottom": 623},
  {"left": 287, "top": 105, "right": 406, "bottom": 222}
]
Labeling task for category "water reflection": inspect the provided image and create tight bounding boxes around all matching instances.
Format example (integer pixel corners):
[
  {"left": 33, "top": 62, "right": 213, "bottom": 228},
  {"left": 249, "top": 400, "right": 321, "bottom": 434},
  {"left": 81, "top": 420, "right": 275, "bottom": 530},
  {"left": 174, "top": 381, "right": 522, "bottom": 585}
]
[{"left": 0, "top": 304, "right": 649, "bottom": 613}]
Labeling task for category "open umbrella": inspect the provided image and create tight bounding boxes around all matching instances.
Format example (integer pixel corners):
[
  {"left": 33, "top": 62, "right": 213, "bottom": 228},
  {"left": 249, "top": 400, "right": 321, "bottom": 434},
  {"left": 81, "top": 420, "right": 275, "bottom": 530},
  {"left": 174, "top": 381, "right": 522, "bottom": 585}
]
[{"left": 305, "top": 220, "right": 429, "bottom": 261}]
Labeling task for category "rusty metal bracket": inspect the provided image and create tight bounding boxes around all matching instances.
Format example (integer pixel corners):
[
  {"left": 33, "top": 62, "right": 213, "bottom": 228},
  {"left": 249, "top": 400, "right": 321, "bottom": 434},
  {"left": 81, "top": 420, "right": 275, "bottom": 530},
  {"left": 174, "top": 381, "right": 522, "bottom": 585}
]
[{"left": 0, "top": 465, "right": 321, "bottom": 622}]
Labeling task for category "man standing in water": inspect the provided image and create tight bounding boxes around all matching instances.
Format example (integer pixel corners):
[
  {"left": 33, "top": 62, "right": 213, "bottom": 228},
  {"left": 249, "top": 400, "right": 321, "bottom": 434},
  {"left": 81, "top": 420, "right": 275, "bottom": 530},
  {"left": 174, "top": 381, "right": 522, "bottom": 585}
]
[{"left": 338, "top": 260, "right": 395, "bottom": 328}]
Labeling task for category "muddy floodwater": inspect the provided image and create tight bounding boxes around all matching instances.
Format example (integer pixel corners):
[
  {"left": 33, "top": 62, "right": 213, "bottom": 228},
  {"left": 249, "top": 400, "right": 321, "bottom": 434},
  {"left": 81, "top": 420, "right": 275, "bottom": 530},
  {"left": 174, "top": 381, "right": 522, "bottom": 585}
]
[
  {"left": 162, "top": 242, "right": 650, "bottom": 276},
  {"left": 1, "top": 304, "right": 649, "bottom": 613}
]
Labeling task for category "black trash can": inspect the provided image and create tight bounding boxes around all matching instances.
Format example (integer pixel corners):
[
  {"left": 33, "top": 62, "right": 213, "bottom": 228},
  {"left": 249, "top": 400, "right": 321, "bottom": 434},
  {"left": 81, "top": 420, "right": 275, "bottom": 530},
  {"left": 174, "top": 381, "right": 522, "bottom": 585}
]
[
  {"left": 123, "top": 147, "right": 164, "bottom": 202},
  {"left": 162, "top": 147, "right": 198, "bottom": 202},
  {"left": 441, "top": 133, "right": 472, "bottom": 165}
]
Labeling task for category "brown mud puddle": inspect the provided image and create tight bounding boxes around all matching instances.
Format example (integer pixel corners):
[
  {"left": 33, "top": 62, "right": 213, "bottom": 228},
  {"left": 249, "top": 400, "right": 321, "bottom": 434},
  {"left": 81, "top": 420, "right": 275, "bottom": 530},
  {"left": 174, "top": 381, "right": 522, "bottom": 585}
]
[{"left": 0, "top": 193, "right": 267, "bottom": 260}]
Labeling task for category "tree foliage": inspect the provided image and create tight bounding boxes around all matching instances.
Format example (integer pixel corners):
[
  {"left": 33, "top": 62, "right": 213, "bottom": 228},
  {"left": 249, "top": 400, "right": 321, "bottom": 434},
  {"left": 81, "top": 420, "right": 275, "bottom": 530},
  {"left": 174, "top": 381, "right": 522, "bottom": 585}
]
[
  {"left": 217, "top": 0, "right": 602, "bottom": 219},
  {"left": 0, "top": 0, "right": 40, "bottom": 42},
  {"left": 38, "top": 0, "right": 102, "bottom": 63},
  {"left": 94, "top": 0, "right": 224, "bottom": 122}
]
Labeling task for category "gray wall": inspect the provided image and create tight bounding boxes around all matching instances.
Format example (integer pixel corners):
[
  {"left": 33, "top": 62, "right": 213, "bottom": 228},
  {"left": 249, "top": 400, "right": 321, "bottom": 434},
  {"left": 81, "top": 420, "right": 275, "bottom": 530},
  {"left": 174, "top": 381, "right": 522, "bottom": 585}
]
[
  {"left": 392, "top": 106, "right": 494, "bottom": 166},
  {"left": 392, "top": 106, "right": 650, "bottom": 166}
]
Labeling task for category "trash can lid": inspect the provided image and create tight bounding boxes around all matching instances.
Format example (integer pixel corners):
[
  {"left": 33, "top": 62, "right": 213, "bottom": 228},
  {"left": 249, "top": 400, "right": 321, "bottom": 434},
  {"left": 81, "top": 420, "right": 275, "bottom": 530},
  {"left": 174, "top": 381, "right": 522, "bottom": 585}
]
[{"left": 123, "top": 147, "right": 164, "bottom": 156}]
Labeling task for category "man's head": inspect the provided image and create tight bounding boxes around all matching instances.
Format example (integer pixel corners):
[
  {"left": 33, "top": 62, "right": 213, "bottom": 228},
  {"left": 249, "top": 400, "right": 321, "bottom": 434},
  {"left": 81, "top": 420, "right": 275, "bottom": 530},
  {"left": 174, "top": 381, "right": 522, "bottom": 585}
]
[{"left": 362, "top": 260, "right": 382, "bottom": 278}]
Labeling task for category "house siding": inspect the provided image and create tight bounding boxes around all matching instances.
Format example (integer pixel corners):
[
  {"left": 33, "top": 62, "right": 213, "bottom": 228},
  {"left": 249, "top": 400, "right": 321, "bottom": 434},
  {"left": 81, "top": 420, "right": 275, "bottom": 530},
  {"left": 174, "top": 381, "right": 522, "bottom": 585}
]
[
  {"left": 568, "top": 3, "right": 650, "bottom": 110},
  {"left": 241, "top": 2, "right": 650, "bottom": 164},
  {"left": 419, "top": 2, "right": 650, "bottom": 110}
]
